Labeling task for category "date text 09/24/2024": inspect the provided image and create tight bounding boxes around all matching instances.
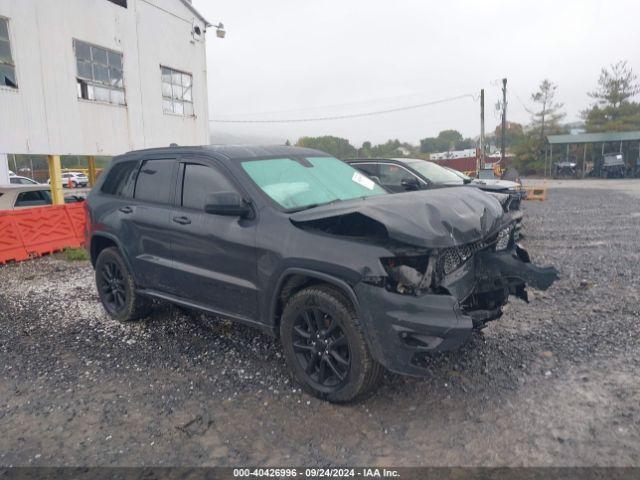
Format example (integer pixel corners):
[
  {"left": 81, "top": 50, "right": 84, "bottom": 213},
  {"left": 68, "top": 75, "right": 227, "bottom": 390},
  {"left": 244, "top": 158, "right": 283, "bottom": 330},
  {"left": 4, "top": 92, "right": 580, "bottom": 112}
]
[{"left": 232, "top": 468, "right": 400, "bottom": 478}]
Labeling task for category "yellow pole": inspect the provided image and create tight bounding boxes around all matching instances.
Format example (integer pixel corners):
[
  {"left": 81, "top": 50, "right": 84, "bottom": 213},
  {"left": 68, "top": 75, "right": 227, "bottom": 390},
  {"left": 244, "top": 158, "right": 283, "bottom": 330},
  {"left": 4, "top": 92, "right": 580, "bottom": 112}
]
[
  {"left": 88, "top": 155, "right": 97, "bottom": 186},
  {"left": 47, "top": 155, "right": 64, "bottom": 205}
]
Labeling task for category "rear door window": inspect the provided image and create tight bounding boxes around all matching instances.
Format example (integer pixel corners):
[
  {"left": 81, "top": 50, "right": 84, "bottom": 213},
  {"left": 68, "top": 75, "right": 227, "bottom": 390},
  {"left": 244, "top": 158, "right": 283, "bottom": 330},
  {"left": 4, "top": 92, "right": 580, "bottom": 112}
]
[
  {"left": 14, "top": 190, "right": 52, "bottom": 207},
  {"left": 134, "top": 159, "right": 176, "bottom": 204},
  {"left": 101, "top": 160, "right": 139, "bottom": 197},
  {"left": 180, "top": 163, "right": 236, "bottom": 211}
]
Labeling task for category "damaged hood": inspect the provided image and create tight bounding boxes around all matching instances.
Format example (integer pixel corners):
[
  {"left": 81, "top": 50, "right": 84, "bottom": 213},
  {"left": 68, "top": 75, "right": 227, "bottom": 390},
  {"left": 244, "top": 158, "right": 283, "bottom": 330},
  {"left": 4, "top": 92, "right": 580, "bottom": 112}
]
[
  {"left": 290, "top": 187, "right": 504, "bottom": 248},
  {"left": 471, "top": 179, "right": 520, "bottom": 191}
]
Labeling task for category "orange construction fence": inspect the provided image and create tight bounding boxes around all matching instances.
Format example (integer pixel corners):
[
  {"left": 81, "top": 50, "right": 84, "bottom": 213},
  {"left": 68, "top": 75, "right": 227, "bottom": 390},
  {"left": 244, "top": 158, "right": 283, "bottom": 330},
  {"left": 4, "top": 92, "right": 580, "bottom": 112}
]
[{"left": 0, "top": 203, "right": 87, "bottom": 264}]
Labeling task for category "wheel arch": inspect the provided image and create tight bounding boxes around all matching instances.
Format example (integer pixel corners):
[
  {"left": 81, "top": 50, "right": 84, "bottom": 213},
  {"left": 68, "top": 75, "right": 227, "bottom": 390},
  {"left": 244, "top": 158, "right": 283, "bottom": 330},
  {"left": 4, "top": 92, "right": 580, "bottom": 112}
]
[
  {"left": 269, "top": 268, "right": 361, "bottom": 335},
  {"left": 89, "top": 233, "right": 134, "bottom": 274}
]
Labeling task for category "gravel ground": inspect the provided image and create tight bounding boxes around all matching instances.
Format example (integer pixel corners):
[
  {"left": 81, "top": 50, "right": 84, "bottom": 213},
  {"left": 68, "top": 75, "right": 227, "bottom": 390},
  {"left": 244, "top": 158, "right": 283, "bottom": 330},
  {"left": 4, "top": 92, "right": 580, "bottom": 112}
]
[{"left": 1, "top": 180, "right": 639, "bottom": 467}]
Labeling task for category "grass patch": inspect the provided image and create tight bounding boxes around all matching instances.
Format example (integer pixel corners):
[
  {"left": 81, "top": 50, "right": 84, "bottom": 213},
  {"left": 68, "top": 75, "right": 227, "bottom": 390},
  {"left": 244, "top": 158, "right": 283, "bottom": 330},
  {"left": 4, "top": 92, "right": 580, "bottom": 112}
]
[{"left": 63, "top": 248, "right": 90, "bottom": 261}]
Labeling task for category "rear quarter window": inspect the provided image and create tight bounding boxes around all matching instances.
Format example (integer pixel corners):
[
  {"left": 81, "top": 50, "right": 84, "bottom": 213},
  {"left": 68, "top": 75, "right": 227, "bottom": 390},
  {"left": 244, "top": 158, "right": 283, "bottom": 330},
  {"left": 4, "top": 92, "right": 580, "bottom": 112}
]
[
  {"left": 101, "top": 161, "right": 139, "bottom": 197},
  {"left": 14, "top": 190, "right": 52, "bottom": 207}
]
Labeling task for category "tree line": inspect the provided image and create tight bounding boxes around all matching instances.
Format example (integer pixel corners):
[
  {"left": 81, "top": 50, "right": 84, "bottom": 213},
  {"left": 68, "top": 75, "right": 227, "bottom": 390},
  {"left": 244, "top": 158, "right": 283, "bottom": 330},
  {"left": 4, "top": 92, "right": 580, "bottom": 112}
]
[{"left": 294, "top": 61, "right": 640, "bottom": 173}]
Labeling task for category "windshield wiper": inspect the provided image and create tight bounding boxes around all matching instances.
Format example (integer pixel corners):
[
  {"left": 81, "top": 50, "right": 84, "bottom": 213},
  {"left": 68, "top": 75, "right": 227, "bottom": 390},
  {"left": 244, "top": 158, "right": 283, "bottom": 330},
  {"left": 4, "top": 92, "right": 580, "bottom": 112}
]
[{"left": 289, "top": 199, "right": 343, "bottom": 213}]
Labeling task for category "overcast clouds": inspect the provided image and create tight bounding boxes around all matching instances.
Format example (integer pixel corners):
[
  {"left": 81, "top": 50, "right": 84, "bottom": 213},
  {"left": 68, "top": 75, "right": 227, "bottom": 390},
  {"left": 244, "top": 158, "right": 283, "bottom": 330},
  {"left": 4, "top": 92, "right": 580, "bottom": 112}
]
[{"left": 194, "top": 0, "right": 640, "bottom": 146}]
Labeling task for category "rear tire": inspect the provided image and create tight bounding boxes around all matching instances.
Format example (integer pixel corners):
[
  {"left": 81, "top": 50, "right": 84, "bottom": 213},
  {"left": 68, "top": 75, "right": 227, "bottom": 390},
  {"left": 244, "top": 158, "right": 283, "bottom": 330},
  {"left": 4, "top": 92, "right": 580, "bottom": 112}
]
[
  {"left": 95, "top": 247, "right": 150, "bottom": 322},
  {"left": 280, "top": 285, "right": 383, "bottom": 403}
]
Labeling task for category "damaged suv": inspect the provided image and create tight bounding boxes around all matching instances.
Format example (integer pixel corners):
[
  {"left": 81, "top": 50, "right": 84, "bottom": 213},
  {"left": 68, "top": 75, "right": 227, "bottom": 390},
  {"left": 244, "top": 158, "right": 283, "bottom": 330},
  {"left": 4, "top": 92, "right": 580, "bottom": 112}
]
[{"left": 87, "top": 145, "right": 558, "bottom": 402}]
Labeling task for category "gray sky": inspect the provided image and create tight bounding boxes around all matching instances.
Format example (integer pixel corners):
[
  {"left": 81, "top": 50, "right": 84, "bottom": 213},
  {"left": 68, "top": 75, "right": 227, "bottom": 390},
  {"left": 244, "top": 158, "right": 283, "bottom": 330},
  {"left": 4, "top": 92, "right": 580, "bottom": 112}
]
[{"left": 194, "top": 0, "right": 640, "bottom": 146}]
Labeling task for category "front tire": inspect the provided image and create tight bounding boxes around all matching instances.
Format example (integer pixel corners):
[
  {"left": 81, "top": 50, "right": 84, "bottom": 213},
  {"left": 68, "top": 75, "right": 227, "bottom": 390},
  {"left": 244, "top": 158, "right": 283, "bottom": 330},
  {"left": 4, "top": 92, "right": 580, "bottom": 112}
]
[
  {"left": 95, "top": 247, "right": 150, "bottom": 322},
  {"left": 280, "top": 285, "right": 383, "bottom": 403}
]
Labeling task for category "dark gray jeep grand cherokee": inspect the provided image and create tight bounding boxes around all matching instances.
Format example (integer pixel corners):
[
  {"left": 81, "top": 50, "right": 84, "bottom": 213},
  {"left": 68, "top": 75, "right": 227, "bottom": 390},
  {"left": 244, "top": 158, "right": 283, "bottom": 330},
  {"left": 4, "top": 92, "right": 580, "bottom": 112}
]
[{"left": 87, "top": 145, "right": 557, "bottom": 402}]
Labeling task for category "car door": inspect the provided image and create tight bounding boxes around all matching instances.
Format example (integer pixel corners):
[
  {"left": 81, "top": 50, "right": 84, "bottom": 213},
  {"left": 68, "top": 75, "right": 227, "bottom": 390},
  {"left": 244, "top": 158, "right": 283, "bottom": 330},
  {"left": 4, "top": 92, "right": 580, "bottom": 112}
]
[
  {"left": 122, "top": 157, "right": 178, "bottom": 293},
  {"left": 168, "top": 159, "right": 259, "bottom": 320}
]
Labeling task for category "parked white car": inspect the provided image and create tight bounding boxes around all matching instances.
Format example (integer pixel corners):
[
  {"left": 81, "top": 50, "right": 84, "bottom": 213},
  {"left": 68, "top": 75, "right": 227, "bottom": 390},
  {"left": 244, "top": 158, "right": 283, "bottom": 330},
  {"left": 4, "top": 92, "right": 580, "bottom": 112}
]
[
  {"left": 8, "top": 175, "right": 39, "bottom": 185},
  {"left": 0, "top": 185, "right": 85, "bottom": 210},
  {"left": 47, "top": 172, "right": 89, "bottom": 188}
]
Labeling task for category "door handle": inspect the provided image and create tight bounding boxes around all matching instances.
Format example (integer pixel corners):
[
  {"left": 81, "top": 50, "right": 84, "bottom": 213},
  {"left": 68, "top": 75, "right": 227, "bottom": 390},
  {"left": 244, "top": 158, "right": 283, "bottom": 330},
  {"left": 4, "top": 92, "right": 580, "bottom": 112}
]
[
  {"left": 119, "top": 206, "right": 133, "bottom": 214},
  {"left": 172, "top": 216, "right": 191, "bottom": 225}
]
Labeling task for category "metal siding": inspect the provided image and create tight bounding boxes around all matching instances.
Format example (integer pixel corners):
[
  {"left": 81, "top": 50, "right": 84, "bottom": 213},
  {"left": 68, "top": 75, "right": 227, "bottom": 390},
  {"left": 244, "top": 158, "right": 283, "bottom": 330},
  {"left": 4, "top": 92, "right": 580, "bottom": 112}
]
[
  {"left": 136, "top": 0, "right": 209, "bottom": 149},
  {"left": 0, "top": 0, "right": 209, "bottom": 156}
]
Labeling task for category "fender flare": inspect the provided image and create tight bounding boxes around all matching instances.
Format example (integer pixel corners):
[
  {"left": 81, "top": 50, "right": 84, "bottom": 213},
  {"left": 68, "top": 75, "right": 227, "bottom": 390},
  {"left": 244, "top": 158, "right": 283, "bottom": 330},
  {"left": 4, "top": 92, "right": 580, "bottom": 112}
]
[
  {"left": 268, "top": 267, "right": 362, "bottom": 330},
  {"left": 89, "top": 232, "right": 136, "bottom": 277}
]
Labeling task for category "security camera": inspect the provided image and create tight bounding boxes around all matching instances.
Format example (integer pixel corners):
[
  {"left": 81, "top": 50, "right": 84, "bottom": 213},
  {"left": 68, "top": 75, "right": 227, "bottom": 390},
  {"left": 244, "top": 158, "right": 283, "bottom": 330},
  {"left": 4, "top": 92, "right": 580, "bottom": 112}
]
[{"left": 215, "top": 23, "right": 226, "bottom": 39}]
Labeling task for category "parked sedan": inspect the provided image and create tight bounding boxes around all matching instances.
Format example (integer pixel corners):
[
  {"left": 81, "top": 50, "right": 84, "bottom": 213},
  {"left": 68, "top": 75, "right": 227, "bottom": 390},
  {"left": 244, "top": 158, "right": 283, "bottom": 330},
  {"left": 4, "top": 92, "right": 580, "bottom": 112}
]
[
  {"left": 8, "top": 175, "right": 39, "bottom": 185},
  {"left": 47, "top": 172, "right": 89, "bottom": 188},
  {"left": 0, "top": 185, "right": 85, "bottom": 210}
]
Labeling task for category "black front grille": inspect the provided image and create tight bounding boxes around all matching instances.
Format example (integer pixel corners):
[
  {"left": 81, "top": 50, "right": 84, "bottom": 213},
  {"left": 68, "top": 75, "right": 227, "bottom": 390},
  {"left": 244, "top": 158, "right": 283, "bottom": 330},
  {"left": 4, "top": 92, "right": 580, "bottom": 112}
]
[{"left": 437, "top": 237, "right": 494, "bottom": 276}]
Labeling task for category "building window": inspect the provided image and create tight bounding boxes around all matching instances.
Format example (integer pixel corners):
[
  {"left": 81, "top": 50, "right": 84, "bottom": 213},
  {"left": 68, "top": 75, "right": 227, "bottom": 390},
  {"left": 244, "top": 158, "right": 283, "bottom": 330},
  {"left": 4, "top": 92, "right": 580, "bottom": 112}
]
[
  {"left": 161, "top": 66, "right": 193, "bottom": 116},
  {"left": 0, "top": 17, "right": 17, "bottom": 89},
  {"left": 107, "top": 0, "right": 127, "bottom": 7},
  {"left": 74, "top": 39, "right": 125, "bottom": 105}
]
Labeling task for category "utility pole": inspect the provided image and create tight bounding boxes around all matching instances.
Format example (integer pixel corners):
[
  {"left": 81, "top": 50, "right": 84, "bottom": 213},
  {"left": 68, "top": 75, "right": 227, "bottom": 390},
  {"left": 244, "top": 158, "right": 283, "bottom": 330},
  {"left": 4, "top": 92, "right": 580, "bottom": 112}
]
[
  {"left": 479, "top": 89, "right": 485, "bottom": 172},
  {"left": 501, "top": 78, "right": 507, "bottom": 164}
]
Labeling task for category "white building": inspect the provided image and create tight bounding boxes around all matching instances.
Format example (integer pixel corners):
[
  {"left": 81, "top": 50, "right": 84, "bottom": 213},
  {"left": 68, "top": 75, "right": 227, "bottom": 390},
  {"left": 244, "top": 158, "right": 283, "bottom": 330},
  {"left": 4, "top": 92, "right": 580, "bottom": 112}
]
[
  {"left": 429, "top": 148, "right": 477, "bottom": 161},
  {"left": 0, "top": 0, "right": 212, "bottom": 185}
]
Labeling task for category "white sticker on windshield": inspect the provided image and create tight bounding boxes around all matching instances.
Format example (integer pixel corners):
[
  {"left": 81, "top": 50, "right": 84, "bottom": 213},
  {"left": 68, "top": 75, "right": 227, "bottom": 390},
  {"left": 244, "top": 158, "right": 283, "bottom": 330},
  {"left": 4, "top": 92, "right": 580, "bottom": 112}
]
[{"left": 352, "top": 171, "right": 375, "bottom": 190}]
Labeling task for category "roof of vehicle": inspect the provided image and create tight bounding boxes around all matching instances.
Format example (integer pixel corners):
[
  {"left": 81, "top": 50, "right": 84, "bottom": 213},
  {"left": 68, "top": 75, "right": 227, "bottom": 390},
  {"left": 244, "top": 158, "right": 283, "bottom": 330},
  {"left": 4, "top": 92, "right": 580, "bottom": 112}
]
[
  {"left": 347, "top": 158, "right": 443, "bottom": 169},
  {"left": 0, "top": 185, "right": 50, "bottom": 207},
  {"left": 0, "top": 184, "right": 51, "bottom": 192},
  {"left": 346, "top": 157, "right": 425, "bottom": 163},
  {"left": 547, "top": 131, "right": 640, "bottom": 145},
  {"left": 118, "top": 145, "right": 331, "bottom": 162}
]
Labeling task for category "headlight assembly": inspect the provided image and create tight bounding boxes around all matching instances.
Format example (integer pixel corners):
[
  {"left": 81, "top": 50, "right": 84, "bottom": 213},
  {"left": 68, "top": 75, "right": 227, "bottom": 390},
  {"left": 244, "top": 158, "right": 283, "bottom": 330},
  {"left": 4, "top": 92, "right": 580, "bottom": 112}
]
[{"left": 495, "top": 225, "right": 513, "bottom": 251}]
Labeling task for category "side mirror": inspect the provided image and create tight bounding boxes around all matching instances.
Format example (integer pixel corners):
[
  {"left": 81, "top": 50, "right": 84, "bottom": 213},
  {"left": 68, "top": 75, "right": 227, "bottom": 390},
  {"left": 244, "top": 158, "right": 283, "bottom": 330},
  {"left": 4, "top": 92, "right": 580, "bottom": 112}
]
[
  {"left": 204, "top": 191, "right": 251, "bottom": 218},
  {"left": 400, "top": 177, "right": 421, "bottom": 191},
  {"left": 463, "top": 177, "right": 472, "bottom": 184}
]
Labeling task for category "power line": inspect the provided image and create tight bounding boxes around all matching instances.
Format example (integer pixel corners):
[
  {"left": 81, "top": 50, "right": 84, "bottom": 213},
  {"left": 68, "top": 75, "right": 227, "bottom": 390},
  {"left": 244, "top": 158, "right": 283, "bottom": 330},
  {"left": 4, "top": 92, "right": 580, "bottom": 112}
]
[
  {"left": 138, "top": 0, "right": 192, "bottom": 25},
  {"left": 211, "top": 93, "right": 476, "bottom": 124},
  {"left": 214, "top": 89, "right": 471, "bottom": 118}
]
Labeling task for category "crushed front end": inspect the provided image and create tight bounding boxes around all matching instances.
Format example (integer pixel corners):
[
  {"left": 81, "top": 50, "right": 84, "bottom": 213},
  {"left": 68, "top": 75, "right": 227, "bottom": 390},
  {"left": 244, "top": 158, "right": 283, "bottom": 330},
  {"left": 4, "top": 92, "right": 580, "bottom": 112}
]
[{"left": 355, "top": 223, "right": 558, "bottom": 376}]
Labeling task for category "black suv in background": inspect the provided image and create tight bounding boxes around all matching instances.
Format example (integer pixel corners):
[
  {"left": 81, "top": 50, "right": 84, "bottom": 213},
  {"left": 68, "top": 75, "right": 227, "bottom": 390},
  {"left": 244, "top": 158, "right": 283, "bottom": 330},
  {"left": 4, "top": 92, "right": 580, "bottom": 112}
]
[{"left": 87, "top": 145, "right": 557, "bottom": 402}]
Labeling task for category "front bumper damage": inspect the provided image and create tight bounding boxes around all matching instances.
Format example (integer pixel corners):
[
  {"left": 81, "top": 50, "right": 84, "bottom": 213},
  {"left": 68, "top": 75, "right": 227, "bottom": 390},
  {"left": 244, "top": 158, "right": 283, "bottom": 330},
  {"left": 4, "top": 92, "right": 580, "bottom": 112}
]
[{"left": 355, "top": 244, "right": 558, "bottom": 377}]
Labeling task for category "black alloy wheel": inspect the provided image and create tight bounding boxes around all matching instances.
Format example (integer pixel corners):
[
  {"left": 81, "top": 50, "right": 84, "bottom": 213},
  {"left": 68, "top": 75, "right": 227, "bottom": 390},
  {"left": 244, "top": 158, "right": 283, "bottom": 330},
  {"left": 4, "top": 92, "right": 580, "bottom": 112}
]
[
  {"left": 98, "top": 260, "right": 127, "bottom": 315},
  {"left": 95, "top": 247, "right": 150, "bottom": 322},
  {"left": 292, "top": 307, "right": 351, "bottom": 391},
  {"left": 280, "top": 285, "right": 383, "bottom": 402}
]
